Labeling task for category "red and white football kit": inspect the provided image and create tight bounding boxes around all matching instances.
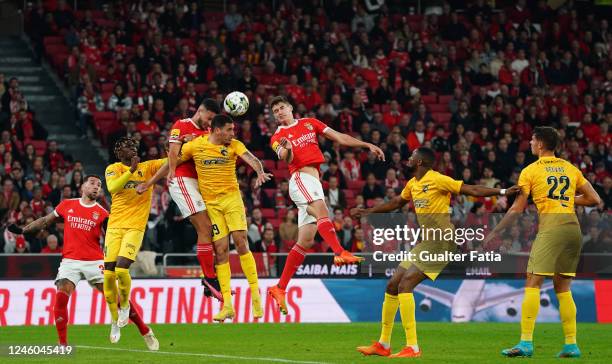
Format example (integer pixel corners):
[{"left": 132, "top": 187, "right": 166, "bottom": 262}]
[
  {"left": 271, "top": 118, "right": 330, "bottom": 226},
  {"left": 53, "top": 198, "right": 109, "bottom": 286},
  {"left": 168, "top": 118, "right": 208, "bottom": 218}
]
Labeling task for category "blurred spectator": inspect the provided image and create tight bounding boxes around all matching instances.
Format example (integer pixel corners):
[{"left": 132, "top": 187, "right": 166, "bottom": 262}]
[
  {"left": 41, "top": 234, "right": 62, "bottom": 253},
  {"left": 279, "top": 210, "right": 298, "bottom": 244}
]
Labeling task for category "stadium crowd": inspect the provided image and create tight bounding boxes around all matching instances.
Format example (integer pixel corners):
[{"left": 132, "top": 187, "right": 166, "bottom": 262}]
[{"left": 1, "top": 0, "right": 610, "bottom": 256}]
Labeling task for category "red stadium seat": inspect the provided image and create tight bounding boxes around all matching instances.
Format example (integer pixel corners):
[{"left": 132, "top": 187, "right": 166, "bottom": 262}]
[
  {"left": 263, "top": 160, "right": 276, "bottom": 171},
  {"left": 263, "top": 189, "right": 276, "bottom": 199},
  {"left": 93, "top": 111, "right": 116, "bottom": 121},
  {"left": 438, "top": 95, "right": 453, "bottom": 104},
  {"left": 421, "top": 95, "right": 437, "bottom": 104},
  {"left": 347, "top": 180, "right": 366, "bottom": 191},
  {"left": 433, "top": 113, "right": 452, "bottom": 124},
  {"left": 261, "top": 208, "right": 276, "bottom": 219},
  {"left": 429, "top": 104, "right": 448, "bottom": 113},
  {"left": 343, "top": 189, "right": 354, "bottom": 198}
]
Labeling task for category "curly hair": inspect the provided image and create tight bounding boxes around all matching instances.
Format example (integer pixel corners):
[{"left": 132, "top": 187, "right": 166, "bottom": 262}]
[{"left": 113, "top": 136, "right": 137, "bottom": 159}]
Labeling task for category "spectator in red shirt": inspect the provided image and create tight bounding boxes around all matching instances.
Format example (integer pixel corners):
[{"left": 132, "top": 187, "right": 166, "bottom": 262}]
[
  {"left": 41, "top": 234, "right": 62, "bottom": 254},
  {"left": 407, "top": 120, "right": 431, "bottom": 151},
  {"left": 581, "top": 113, "right": 601, "bottom": 141},
  {"left": 383, "top": 100, "right": 403, "bottom": 129},
  {"left": 136, "top": 110, "right": 160, "bottom": 138},
  {"left": 340, "top": 150, "right": 361, "bottom": 181},
  {"left": 44, "top": 140, "right": 66, "bottom": 172}
]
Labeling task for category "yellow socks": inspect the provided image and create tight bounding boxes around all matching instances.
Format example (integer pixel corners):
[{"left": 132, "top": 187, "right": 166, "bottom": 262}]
[
  {"left": 379, "top": 293, "right": 399, "bottom": 346},
  {"left": 557, "top": 291, "right": 577, "bottom": 344},
  {"left": 103, "top": 270, "right": 119, "bottom": 322},
  {"left": 115, "top": 267, "right": 132, "bottom": 309},
  {"left": 398, "top": 293, "right": 418, "bottom": 349},
  {"left": 520, "top": 287, "right": 540, "bottom": 341},
  {"left": 216, "top": 262, "right": 233, "bottom": 308},
  {"left": 239, "top": 252, "right": 261, "bottom": 302}
]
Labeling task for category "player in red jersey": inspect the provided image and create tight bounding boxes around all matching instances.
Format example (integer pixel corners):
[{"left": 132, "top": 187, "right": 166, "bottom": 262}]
[
  {"left": 166, "top": 99, "right": 222, "bottom": 300},
  {"left": 267, "top": 96, "right": 385, "bottom": 314},
  {"left": 8, "top": 175, "right": 158, "bottom": 350}
]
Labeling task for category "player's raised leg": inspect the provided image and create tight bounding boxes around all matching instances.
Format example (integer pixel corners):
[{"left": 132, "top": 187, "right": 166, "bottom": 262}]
[
  {"left": 189, "top": 209, "right": 222, "bottom": 300},
  {"left": 53, "top": 279, "right": 75, "bottom": 346},
  {"left": 292, "top": 171, "right": 363, "bottom": 265},
  {"left": 501, "top": 273, "right": 542, "bottom": 357},
  {"left": 269, "top": 224, "right": 316, "bottom": 314},
  {"left": 232, "top": 230, "right": 263, "bottom": 319}
]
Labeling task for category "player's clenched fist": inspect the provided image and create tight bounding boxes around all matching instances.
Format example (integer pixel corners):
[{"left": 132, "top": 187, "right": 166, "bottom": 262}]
[{"left": 279, "top": 137, "right": 292, "bottom": 149}]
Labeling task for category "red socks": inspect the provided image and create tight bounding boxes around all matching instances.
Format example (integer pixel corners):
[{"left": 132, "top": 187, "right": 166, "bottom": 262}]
[
  {"left": 316, "top": 217, "right": 344, "bottom": 254},
  {"left": 129, "top": 300, "right": 150, "bottom": 335},
  {"left": 278, "top": 244, "right": 306, "bottom": 290},
  {"left": 196, "top": 243, "right": 216, "bottom": 278},
  {"left": 54, "top": 290, "right": 69, "bottom": 345}
]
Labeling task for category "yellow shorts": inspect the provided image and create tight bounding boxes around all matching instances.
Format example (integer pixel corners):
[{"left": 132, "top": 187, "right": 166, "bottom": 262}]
[
  {"left": 527, "top": 224, "right": 582, "bottom": 277},
  {"left": 206, "top": 191, "right": 247, "bottom": 242},
  {"left": 104, "top": 228, "right": 145, "bottom": 262},
  {"left": 399, "top": 240, "right": 456, "bottom": 281}
]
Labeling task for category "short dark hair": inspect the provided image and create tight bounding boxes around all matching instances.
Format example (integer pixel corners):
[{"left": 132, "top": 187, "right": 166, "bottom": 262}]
[
  {"left": 113, "top": 136, "right": 137, "bottom": 158},
  {"left": 270, "top": 95, "right": 291, "bottom": 109},
  {"left": 533, "top": 126, "right": 559, "bottom": 151},
  {"left": 211, "top": 114, "right": 234, "bottom": 130},
  {"left": 84, "top": 174, "right": 102, "bottom": 183},
  {"left": 201, "top": 98, "right": 220, "bottom": 113},
  {"left": 416, "top": 147, "right": 436, "bottom": 167}
]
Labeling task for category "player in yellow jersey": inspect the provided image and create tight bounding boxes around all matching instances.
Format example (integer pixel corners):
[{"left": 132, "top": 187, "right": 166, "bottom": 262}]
[
  {"left": 103, "top": 136, "right": 167, "bottom": 339},
  {"left": 351, "top": 147, "right": 520, "bottom": 358},
  {"left": 487, "top": 127, "right": 601, "bottom": 358},
  {"left": 179, "top": 114, "right": 273, "bottom": 322}
]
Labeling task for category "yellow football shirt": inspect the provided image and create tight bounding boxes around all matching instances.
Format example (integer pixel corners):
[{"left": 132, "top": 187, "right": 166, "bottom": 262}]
[
  {"left": 400, "top": 169, "right": 463, "bottom": 231},
  {"left": 179, "top": 135, "right": 247, "bottom": 201},
  {"left": 105, "top": 158, "right": 166, "bottom": 231},
  {"left": 400, "top": 169, "right": 463, "bottom": 213},
  {"left": 518, "top": 156, "right": 586, "bottom": 229}
]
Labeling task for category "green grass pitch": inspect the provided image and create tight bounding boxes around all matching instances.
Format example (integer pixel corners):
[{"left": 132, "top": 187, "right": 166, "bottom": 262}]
[{"left": 1, "top": 323, "right": 611, "bottom": 363}]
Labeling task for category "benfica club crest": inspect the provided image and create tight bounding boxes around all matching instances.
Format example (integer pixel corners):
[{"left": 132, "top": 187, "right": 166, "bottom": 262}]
[
  {"left": 304, "top": 122, "right": 314, "bottom": 131},
  {"left": 93, "top": 211, "right": 99, "bottom": 220}
]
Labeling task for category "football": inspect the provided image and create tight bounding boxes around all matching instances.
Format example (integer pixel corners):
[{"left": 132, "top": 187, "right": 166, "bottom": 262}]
[{"left": 223, "top": 91, "right": 249, "bottom": 116}]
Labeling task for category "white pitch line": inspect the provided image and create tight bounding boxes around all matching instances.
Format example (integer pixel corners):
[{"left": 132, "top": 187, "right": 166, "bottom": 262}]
[{"left": 75, "top": 345, "right": 329, "bottom": 364}]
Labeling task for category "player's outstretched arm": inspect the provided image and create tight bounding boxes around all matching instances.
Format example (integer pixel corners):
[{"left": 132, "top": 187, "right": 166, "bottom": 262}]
[
  {"left": 485, "top": 192, "right": 528, "bottom": 243},
  {"left": 460, "top": 184, "right": 521, "bottom": 197},
  {"left": 323, "top": 129, "right": 385, "bottom": 161},
  {"left": 240, "top": 150, "right": 273, "bottom": 188},
  {"left": 9, "top": 212, "right": 59, "bottom": 235},
  {"left": 574, "top": 180, "right": 602, "bottom": 207},
  {"left": 136, "top": 161, "right": 171, "bottom": 194},
  {"left": 350, "top": 196, "right": 409, "bottom": 218}
]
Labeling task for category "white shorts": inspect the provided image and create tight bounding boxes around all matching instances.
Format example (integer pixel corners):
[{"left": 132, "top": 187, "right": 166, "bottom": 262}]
[
  {"left": 55, "top": 258, "right": 105, "bottom": 287},
  {"left": 289, "top": 172, "right": 325, "bottom": 227},
  {"left": 169, "top": 176, "right": 207, "bottom": 218}
]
